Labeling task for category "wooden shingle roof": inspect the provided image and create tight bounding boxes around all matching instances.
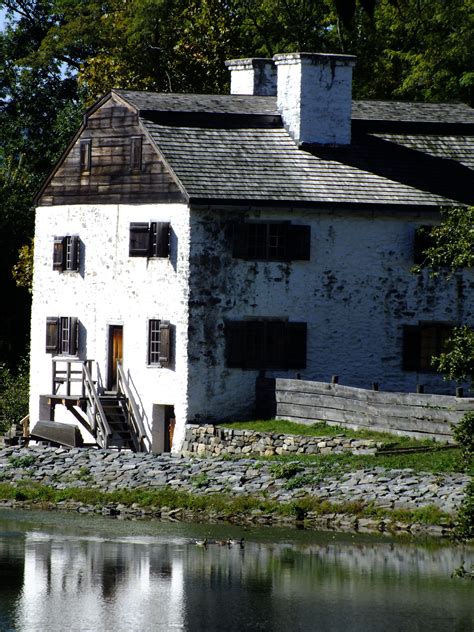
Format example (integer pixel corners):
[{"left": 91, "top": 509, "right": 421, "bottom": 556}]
[{"left": 114, "top": 91, "right": 474, "bottom": 208}]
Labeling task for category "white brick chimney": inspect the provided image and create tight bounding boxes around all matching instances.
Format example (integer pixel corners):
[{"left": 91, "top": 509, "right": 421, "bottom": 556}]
[
  {"left": 273, "top": 52, "right": 356, "bottom": 145},
  {"left": 225, "top": 58, "right": 277, "bottom": 96}
]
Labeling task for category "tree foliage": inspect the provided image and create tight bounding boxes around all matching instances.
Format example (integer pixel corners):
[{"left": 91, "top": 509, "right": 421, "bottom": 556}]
[
  {"left": 0, "top": 356, "right": 29, "bottom": 433},
  {"left": 0, "top": 0, "right": 473, "bottom": 369}
]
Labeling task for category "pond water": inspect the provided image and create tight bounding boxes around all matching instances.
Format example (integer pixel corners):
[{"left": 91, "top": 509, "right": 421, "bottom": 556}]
[{"left": 0, "top": 509, "right": 472, "bottom": 632}]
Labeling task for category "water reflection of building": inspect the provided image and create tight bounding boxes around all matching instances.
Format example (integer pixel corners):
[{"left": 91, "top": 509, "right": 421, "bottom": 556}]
[
  {"left": 15, "top": 533, "right": 184, "bottom": 631},
  {"left": 7, "top": 530, "right": 473, "bottom": 631}
]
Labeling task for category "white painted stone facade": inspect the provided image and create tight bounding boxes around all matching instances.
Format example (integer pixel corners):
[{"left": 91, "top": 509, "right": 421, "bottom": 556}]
[
  {"left": 30, "top": 202, "right": 191, "bottom": 451},
  {"left": 185, "top": 207, "right": 474, "bottom": 424},
  {"left": 30, "top": 202, "right": 474, "bottom": 449}
]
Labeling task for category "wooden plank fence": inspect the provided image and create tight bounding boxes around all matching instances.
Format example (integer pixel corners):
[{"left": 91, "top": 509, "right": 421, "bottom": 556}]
[{"left": 256, "top": 378, "right": 474, "bottom": 443}]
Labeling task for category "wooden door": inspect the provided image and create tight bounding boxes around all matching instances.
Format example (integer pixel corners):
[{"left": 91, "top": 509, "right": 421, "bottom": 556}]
[
  {"left": 164, "top": 405, "right": 175, "bottom": 452},
  {"left": 108, "top": 325, "right": 123, "bottom": 390}
]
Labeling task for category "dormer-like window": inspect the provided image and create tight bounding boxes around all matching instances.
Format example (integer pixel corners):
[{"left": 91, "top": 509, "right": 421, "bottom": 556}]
[
  {"left": 53, "top": 235, "right": 80, "bottom": 272},
  {"left": 129, "top": 222, "right": 170, "bottom": 258},
  {"left": 130, "top": 136, "right": 142, "bottom": 172},
  {"left": 80, "top": 139, "right": 91, "bottom": 173}
]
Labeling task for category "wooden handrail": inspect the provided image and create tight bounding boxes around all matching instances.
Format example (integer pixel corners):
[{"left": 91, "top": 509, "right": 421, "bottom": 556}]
[
  {"left": 82, "top": 362, "right": 112, "bottom": 449},
  {"left": 116, "top": 362, "right": 151, "bottom": 452}
]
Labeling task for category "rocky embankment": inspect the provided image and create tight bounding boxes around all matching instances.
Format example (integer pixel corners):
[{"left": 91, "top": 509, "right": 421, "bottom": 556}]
[{"left": 0, "top": 445, "right": 470, "bottom": 538}]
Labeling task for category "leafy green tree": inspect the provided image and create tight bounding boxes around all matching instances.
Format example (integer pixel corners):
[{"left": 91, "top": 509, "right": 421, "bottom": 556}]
[
  {"left": 415, "top": 207, "right": 474, "bottom": 386},
  {"left": 0, "top": 356, "right": 29, "bottom": 433}
]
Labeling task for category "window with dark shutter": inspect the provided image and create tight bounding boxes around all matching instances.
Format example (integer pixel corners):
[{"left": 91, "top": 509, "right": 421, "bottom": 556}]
[
  {"left": 159, "top": 321, "right": 171, "bottom": 367},
  {"left": 225, "top": 319, "right": 307, "bottom": 369},
  {"left": 80, "top": 139, "right": 91, "bottom": 173},
  {"left": 46, "top": 317, "right": 59, "bottom": 354},
  {"left": 414, "top": 225, "right": 434, "bottom": 264},
  {"left": 151, "top": 222, "right": 170, "bottom": 258},
  {"left": 403, "top": 323, "right": 452, "bottom": 372},
  {"left": 130, "top": 222, "right": 170, "bottom": 258},
  {"left": 130, "top": 223, "right": 151, "bottom": 256},
  {"left": 232, "top": 221, "right": 310, "bottom": 261},
  {"left": 130, "top": 136, "right": 142, "bottom": 171},
  {"left": 148, "top": 319, "right": 172, "bottom": 366},
  {"left": 53, "top": 236, "right": 80, "bottom": 272},
  {"left": 46, "top": 317, "right": 78, "bottom": 355}
]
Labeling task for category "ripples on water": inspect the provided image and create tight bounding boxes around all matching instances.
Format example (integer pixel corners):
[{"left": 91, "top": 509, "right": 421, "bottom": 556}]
[{"left": 0, "top": 509, "right": 472, "bottom": 632}]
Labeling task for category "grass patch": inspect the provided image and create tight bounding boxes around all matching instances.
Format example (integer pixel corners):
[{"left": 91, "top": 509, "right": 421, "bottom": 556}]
[
  {"left": 222, "top": 419, "right": 437, "bottom": 449},
  {"left": 257, "top": 448, "right": 471, "bottom": 475},
  {"left": 0, "top": 482, "right": 454, "bottom": 527}
]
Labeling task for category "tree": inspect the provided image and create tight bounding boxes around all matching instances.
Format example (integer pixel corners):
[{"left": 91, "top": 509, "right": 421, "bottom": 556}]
[{"left": 415, "top": 207, "right": 474, "bottom": 385}]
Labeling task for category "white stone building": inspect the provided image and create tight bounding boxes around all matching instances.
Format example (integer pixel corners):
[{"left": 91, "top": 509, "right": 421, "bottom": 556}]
[{"left": 29, "top": 53, "right": 474, "bottom": 452}]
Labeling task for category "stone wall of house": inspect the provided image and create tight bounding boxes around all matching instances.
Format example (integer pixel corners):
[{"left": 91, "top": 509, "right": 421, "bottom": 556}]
[
  {"left": 30, "top": 202, "right": 191, "bottom": 451},
  {"left": 185, "top": 206, "right": 474, "bottom": 426},
  {"left": 180, "top": 424, "right": 380, "bottom": 457}
]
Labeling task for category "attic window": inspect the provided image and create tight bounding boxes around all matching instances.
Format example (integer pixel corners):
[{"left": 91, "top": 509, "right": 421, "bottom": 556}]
[
  {"left": 233, "top": 222, "right": 310, "bottom": 261},
  {"left": 130, "top": 136, "right": 143, "bottom": 171},
  {"left": 80, "top": 139, "right": 91, "bottom": 173},
  {"left": 226, "top": 319, "right": 307, "bottom": 370},
  {"left": 53, "top": 236, "right": 80, "bottom": 272},
  {"left": 129, "top": 222, "right": 170, "bottom": 258}
]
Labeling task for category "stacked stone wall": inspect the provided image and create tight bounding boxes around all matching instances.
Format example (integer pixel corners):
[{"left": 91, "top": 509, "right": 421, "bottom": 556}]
[{"left": 181, "top": 425, "right": 380, "bottom": 457}]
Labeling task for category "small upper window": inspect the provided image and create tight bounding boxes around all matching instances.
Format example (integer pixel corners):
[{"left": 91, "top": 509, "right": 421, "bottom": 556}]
[
  {"left": 79, "top": 139, "right": 91, "bottom": 173},
  {"left": 233, "top": 222, "right": 310, "bottom": 261},
  {"left": 129, "top": 222, "right": 170, "bottom": 258},
  {"left": 130, "top": 136, "right": 143, "bottom": 172},
  {"left": 53, "top": 236, "right": 80, "bottom": 272}
]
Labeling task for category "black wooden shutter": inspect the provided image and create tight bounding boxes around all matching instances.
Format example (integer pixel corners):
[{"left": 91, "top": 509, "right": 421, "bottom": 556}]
[
  {"left": 232, "top": 223, "right": 249, "bottom": 259},
  {"left": 402, "top": 325, "right": 420, "bottom": 371},
  {"left": 46, "top": 317, "right": 59, "bottom": 354},
  {"left": 151, "top": 222, "right": 170, "bottom": 258},
  {"left": 159, "top": 321, "right": 171, "bottom": 367},
  {"left": 68, "top": 317, "right": 79, "bottom": 355},
  {"left": 129, "top": 223, "right": 151, "bottom": 256},
  {"left": 287, "top": 225, "right": 311, "bottom": 261},
  {"left": 286, "top": 322, "right": 307, "bottom": 369},
  {"left": 70, "top": 236, "right": 80, "bottom": 271},
  {"left": 53, "top": 237, "right": 65, "bottom": 271},
  {"left": 225, "top": 321, "right": 247, "bottom": 367}
]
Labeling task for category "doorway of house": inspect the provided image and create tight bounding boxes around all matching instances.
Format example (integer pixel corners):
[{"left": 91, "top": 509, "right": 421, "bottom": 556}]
[
  {"left": 164, "top": 405, "right": 176, "bottom": 452},
  {"left": 107, "top": 325, "right": 123, "bottom": 391}
]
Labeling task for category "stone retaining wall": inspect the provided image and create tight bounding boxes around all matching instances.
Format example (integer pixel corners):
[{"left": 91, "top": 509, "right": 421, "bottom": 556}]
[
  {"left": 0, "top": 446, "right": 468, "bottom": 526},
  {"left": 181, "top": 424, "right": 380, "bottom": 457}
]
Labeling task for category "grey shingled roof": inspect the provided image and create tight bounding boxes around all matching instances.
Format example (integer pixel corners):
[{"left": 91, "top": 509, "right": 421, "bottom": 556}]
[{"left": 115, "top": 90, "right": 474, "bottom": 207}]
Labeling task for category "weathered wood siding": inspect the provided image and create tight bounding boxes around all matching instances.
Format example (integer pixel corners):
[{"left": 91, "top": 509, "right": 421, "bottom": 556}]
[
  {"left": 259, "top": 378, "right": 473, "bottom": 442},
  {"left": 38, "top": 96, "right": 185, "bottom": 206}
]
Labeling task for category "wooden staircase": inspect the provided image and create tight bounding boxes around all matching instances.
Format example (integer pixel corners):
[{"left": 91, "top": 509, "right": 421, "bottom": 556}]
[
  {"left": 43, "top": 359, "right": 151, "bottom": 452},
  {"left": 99, "top": 394, "right": 138, "bottom": 451}
]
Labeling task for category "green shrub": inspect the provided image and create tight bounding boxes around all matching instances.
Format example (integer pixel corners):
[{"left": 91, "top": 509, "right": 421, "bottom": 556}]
[
  {"left": 0, "top": 357, "right": 29, "bottom": 434},
  {"left": 453, "top": 481, "right": 474, "bottom": 541},
  {"left": 8, "top": 455, "right": 36, "bottom": 468},
  {"left": 269, "top": 462, "right": 304, "bottom": 479},
  {"left": 453, "top": 412, "right": 474, "bottom": 470}
]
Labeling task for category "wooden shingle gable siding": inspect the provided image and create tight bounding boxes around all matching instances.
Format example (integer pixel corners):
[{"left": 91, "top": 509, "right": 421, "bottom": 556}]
[{"left": 37, "top": 95, "right": 185, "bottom": 206}]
